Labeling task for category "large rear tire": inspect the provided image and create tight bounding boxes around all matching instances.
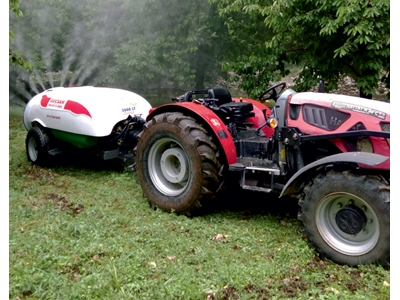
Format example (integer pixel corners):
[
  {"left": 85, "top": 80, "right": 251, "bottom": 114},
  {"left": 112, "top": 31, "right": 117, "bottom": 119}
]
[
  {"left": 135, "top": 112, "right": 223, "bottom": 216},
  {"left": 26, "top": 126, "right": 51, "bottom": 167},
  {"left": 298, "top": 169, "right": 390, "bottom": 266}
]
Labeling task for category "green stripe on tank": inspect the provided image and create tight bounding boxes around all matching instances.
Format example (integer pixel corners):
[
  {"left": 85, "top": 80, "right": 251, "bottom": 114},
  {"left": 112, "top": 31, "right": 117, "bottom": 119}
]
[{"left": 50, "top": 129, "right": 99, "bottom": 148}]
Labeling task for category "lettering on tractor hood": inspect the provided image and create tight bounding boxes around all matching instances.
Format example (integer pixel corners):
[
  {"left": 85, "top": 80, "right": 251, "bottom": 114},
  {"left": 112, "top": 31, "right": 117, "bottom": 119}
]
[{"left": 331, "top": 101, "right": 386, "bottom": 120}]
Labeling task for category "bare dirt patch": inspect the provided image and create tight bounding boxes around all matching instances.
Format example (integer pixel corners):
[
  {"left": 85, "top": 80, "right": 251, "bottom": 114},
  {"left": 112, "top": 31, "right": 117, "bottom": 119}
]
[{"left": 43, "top": 193, "right": 84, "bottom": 217}]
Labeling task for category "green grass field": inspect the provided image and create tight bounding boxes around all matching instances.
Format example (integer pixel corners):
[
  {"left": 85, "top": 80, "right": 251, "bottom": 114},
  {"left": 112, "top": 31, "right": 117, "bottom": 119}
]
[{"left": 9, "top": 105, "right": 390, "bottom": 299}]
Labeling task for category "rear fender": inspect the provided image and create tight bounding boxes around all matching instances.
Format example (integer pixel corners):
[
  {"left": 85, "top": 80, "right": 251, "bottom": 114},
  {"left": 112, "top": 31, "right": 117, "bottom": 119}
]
[
  {"left": 279, "top": 152, "right": 389, "bottom": 198},
  {"left": 30, "top": 118, "right": 47, "bottom": 130},
  {"left": 146, "top": 102, "right": 237, "bottom": 164}
]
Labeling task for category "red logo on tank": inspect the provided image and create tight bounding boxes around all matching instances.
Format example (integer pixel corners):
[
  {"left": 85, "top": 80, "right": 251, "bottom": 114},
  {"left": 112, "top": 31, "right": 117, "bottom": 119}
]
[{"left": 40, "top": 95, "right": 92, "bottom": 118}]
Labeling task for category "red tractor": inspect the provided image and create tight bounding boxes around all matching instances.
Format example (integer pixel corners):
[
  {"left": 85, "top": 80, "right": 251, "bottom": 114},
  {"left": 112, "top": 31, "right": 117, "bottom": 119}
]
[{"left": 134, "top": 82, "right": 390, "bottom": 267}]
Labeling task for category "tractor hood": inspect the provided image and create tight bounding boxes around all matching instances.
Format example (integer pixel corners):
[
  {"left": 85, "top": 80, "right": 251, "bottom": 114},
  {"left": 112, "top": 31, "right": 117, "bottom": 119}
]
[
  {"left": 24, "top": 86, "right": 152, "bottom": 137},
  {"left": 290, "top": 92, "right": 390, "bottom": 121}
]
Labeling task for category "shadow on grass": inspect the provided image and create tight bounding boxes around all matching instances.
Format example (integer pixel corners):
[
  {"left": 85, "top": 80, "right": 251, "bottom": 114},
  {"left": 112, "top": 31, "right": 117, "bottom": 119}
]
[
  {"left": 43, "top": 150, "right": 129, "bottom": 173},
  {"left": 206, "top": 187, "right": 299, "bottom": 220},
  {"left": 37, "top": 151, "right": 300, "bottom": 221}
]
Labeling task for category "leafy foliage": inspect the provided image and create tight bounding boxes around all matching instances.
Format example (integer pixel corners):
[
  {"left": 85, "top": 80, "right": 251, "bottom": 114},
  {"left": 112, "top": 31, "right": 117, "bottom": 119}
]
[
  {"left": 206, "top": 0, "right": 288, "bottom": 99},
  {"left": 9, "top": 0, "right": 32, "bottom": 71},
  {"left": 99, "top": 0, "right": 227, "bottom": 93},
  {"left": 9, "top": 0, "right": 228, "bottom": 102},
  {"left": 10, "top": 0, "right": 97, "bottom": 87},
  {"left": 210, "top": 0, "right": 390, "bottom": 98},
  {"left": 9, "top": 0, "right": 390, "bottom": 101}
]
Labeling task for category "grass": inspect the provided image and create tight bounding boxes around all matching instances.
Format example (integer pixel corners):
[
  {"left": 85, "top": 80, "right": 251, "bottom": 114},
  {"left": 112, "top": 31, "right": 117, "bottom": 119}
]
[{"left": 9, "top": 105, "right": 390, "bottom": 299}]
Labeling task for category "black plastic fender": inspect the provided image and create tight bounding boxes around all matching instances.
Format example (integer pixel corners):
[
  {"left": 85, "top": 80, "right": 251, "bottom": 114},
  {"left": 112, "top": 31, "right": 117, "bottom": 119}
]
[{"left": 279, "top": 152, "right": 389, "bottom": 198}]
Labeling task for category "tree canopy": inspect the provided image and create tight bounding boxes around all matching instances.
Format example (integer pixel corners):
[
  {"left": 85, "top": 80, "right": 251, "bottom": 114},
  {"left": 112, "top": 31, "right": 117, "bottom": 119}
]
[
  {"left": 211, "top": 0, "right": 390, "bottom": 99},
  {"left": 9, "top": 0, "right": 390, "bottom": 102},
  {"left": 9, "top": 0, "right": 228, "bottom": 103},
  {"left": 9, "top": 0, "right": 32, "bottom": 71}
]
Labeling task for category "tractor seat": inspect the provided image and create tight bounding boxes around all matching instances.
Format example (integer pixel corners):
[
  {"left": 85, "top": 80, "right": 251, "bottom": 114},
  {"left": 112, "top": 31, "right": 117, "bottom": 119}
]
[
  {"left": 219, "top": 101, "right": 255, "bottom": 121},
  {"left": 208, "top": 88, "right": 233, "bottom": 106},
  {"left": 181, "top": 88, "right": 232, "bottom": 104}
]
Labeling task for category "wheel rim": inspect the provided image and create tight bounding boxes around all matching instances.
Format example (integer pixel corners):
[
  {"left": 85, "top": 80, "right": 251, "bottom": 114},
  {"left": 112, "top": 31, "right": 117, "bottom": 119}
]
[
  {"left": 27, "top": 136, "right": 38, "bottom": 161},
  {"left": 148, "top": 137, "right": 190, "bottom": 196},
  {"left": 316, "top": 192, "right": 380, "bottom": 256}
]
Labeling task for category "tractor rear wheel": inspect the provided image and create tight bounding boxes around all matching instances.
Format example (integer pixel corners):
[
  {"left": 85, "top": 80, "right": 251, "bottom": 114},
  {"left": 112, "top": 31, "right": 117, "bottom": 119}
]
[
  {"left": 135, "top": 112, "right": 223, "bottom": 216},
  {"left": 298, "top": 169, "right": 390, "bottom": 266},
  {"left": 26, "top": 126, "right": 51, "bottom": 167}
]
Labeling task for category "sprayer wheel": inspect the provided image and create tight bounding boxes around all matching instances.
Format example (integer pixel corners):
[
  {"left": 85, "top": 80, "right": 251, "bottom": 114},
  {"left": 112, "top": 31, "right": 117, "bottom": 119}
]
[{"left": 26, "top": 126, "right": 51, "bottom": 167}]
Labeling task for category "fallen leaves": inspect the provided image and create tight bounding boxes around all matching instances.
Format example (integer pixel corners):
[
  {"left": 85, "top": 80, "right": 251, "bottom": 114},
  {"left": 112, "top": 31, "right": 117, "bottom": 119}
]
[
  {"left": 325, "top": 287, "right": 340, "bottom": 295},
  {"left": 44, "top": 193, "right": 84, "bottom": 217},
  {"left": 212, "top": 233, "right": 229, "bottom": 242},
  {"left": 383, "top": 281, "right": 390, "bottom": 287},
  {"left": 167, "top": 256, "right": 175, "bottom": 261}
]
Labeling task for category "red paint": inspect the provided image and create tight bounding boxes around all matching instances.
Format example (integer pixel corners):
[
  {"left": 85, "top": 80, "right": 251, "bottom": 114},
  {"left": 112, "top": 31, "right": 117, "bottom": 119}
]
[
  {"left": 147, "top": 102, "right": 237, "bottom": 164},
  {"left": 64, "top": 100, "right": 92, "bottom": 118},
  {"left": 233, "top": 98, "right": 274, "bottom": 138},
  {"left": 40, "top": 95, "right": 92, "bottom": 118},
  {"left": 40, "top": 95, "right": 51, "bottom": 107},
  {"left": 286, "top": 95, "right": 390, "bottom": 170}
]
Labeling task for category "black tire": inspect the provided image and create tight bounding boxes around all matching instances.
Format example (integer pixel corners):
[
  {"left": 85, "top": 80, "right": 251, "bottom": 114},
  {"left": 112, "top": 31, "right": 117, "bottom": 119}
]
[
  {"left": 26, "top": 126, "right": 51, "bottom": 167},
  {"left": 298, "top": 169, "right": 390, "bottom": 266},
  {"left": 135, "top": 112, "right": 223, "bottom": 216}
]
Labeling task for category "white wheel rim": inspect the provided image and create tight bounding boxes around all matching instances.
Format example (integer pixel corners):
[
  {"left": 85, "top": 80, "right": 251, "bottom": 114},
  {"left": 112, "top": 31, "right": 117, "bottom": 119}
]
[
  {"left": 148, "top": 137, "right": 191, "bottom": 196},
  {"left": 27, "top": 136, "right": 38, "bottom": 162},
  {"left": 316, "top": 192, "right": 380, "bottom": 256}
]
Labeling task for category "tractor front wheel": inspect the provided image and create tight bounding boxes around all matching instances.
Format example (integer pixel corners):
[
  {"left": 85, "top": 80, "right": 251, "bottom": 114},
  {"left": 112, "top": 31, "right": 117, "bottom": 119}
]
[
  {"left": 298, "top": 169, "right": 390, "bottom": 266},
  {"left": 135, "top": 112, "right": 223, "bottom": 216}
]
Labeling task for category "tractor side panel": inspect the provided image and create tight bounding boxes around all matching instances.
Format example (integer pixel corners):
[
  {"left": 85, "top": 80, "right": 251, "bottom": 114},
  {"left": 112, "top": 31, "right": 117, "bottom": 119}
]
[{"left": 146, "top": 103, "right": 237, "bottom": 165}]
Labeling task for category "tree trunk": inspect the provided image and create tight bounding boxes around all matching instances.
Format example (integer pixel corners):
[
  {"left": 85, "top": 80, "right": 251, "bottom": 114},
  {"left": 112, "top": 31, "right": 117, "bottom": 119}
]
[
  {"left": 9, "top": 69, "right": 19, "bottom": 96},
  {"left": 194, "top": 44, "right": 209, "bottom": 90}
]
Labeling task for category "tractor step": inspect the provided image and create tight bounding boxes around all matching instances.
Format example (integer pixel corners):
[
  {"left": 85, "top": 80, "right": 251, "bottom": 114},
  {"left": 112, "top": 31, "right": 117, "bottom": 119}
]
[
  {"left": 48, "top": 148, "right": 68, "bottom": 156},
  {"left": 242, "top": 185, "right": 272, "bottom": 193},
  {"left": 229, "top": 158, "right": 280, "bottom": 175},
  {"left": 229, "top": 158, "right": 280, "bottom": 193}
]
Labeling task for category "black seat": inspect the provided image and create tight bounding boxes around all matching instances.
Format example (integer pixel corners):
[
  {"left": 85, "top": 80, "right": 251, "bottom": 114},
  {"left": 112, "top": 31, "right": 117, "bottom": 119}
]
[
  {"left": 181, "top": 88, "right": 232, "bottom": 105},
  {"left": 219, "top": 101, "right": 255, "bottom": 120},
  {"left": 208, "top": 88, "right": 232, "bottom": 106}
]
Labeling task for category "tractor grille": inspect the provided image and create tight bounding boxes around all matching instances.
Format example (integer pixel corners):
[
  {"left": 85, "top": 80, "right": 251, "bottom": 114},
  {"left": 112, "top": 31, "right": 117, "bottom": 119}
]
[
  {"left": 302, "top": 105, "right": 350, "bottom": 130},
  {"left": 303, "top": 106, "right": 328, "bottom": 129}
]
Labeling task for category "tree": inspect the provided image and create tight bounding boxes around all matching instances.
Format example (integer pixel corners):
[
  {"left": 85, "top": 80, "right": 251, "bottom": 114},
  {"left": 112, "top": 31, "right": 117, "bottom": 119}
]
[
  {"left": 103, "top": 0, "right": 227, "bottom": 96},
  {"left": 9, "top": 0, "right": 123, "bottom": 99},
  {"left": 9, "top": 0, "right": 32, "bottom": 71},
  {"left": 207, "top": 0, "right": 287, "bottom": 98},
  {"left": 210, "top": 0, "right": 390, "bottom": 99},
  {"left": 9, "top": 0, "right": 229, "bottom": 104}
]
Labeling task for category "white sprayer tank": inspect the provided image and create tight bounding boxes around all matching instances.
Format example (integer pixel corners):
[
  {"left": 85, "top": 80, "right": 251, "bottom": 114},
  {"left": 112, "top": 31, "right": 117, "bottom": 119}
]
[{"left": 23, "top": 86, "right": 152, "bottom": 137}]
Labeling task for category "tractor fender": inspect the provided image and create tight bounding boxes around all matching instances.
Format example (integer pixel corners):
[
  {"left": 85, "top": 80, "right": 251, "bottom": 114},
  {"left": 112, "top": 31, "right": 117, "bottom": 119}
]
[
  {"left": 279, "top": 152, "right": 389, "bottom": 198},
  {"left": 146, "top": 102, "right": 237, "bottom": 164}
]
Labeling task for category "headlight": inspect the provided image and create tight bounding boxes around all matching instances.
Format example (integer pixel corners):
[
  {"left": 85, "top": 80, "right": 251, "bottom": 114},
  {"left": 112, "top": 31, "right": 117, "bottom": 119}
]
[{"left": 266, "top": 117, "right": 278, "bottom": 128}]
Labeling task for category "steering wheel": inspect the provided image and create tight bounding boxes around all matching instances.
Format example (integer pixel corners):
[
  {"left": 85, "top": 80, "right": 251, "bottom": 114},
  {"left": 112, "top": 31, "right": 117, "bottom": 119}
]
[{"left": 258, "top": 82, "right": 287, "bottom": 102}]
